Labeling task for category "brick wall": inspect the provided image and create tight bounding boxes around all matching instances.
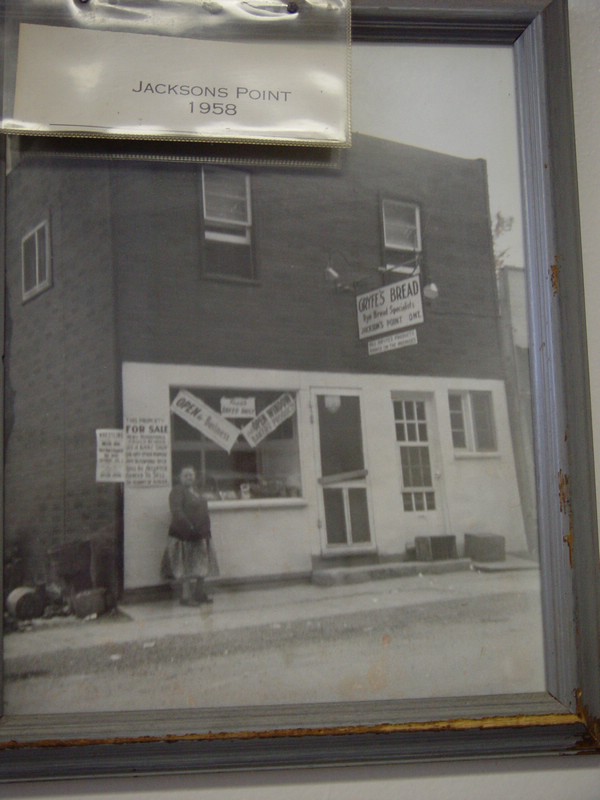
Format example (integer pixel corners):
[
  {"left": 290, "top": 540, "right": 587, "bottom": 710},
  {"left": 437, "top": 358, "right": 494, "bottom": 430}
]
[
  {"left": 111, "top": 134, "right": 503, "bottom": 379},
  {"left": 4, "top": 158, "right": 121, "bottom": 578}
]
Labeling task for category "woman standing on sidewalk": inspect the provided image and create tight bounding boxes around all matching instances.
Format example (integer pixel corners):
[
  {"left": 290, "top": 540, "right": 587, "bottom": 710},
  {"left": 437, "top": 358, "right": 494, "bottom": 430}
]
[{"left": 162, "top": 465, "right": 214, "bottom": 606}]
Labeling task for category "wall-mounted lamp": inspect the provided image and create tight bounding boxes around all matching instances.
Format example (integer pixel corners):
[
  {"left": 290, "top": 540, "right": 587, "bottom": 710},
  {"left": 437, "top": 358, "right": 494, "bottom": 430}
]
[
  {"left": 374, "top": 263, "right": 440, "bottom": 301},
  {"left": 423, "top": 282, "right": 439, "bottom": 300},
  {"left": 325, "top": 251, "right": 440, "bottom": 300},
  {"left": 324, "top": 257, "right": 366, "bottom": 293},
  {"left": 325, "top": 251, "right": 381, "bottom": 293}
]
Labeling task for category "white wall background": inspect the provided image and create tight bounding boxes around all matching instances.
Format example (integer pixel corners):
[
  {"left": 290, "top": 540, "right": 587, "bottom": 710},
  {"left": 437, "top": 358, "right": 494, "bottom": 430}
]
[{"left": 6, "top": 0, "right": 600, "bottom": 795}]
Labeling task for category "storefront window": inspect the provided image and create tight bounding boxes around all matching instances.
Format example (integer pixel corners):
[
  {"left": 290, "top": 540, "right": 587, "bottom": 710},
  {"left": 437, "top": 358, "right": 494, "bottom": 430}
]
[{"left": 170, "top": 386, "right": 302, "bottom": 501}]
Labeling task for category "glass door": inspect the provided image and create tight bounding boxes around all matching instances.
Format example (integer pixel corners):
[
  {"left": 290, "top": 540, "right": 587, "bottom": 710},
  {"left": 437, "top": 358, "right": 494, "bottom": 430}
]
[{"left": 393, "top": 397, "right": 444, "bottom": 531}]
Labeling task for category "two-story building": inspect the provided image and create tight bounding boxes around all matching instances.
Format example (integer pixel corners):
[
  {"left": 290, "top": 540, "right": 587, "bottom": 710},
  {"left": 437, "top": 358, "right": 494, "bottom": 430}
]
[{"left": 4, "top": 133, "right": 529, "bottom": 593}]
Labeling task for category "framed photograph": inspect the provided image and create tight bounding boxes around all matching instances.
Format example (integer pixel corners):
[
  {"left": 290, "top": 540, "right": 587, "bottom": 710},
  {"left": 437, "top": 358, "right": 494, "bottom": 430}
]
[{"left": 1, "top": 0, "right": 599, "bottom": 781}]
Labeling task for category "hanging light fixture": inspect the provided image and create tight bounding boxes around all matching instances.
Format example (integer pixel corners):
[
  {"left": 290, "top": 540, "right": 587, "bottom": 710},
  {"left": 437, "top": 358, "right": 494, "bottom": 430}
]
[
  {"left": 423, "top": 282, "right": 439, "bottom": 300},
  {"left": 324, "top": 395, "right": 342, "bottom": 414}
]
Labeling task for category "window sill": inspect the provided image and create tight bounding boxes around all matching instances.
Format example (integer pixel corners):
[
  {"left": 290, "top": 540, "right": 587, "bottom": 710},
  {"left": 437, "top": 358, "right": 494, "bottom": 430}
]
[
  {"left": 321, "top": 544, "right": 378, "bottom": 556},
  {"left": 208, "top": 498, "right": 308, "bottom": 512},
  {"left": 22, "top": 281, "right": 52, "bottom": 303},
  {"left": 202, "top": 274, "right": 261, "bottom": 287}
]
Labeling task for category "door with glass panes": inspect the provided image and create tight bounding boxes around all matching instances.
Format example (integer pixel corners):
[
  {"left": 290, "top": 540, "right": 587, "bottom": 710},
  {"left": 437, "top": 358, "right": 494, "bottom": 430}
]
[
  {"left": 313, "top": 391, "right": 373, "bottom": 549},
  {"left": 393, "top": 395, "right": 445, "bottom": 530}
]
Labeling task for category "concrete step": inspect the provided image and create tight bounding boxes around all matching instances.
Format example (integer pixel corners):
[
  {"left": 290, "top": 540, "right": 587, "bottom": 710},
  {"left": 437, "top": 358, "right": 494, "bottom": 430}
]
[
  {"left": 311, "top": 558, "right": 472, "bottom": 587},
  {"left": 471, "top": 554, "right": 540, "bottom": 573}
]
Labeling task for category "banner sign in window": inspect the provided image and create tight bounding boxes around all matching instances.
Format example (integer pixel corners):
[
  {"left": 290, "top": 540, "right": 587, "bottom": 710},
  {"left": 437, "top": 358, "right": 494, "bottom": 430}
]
[
  {"left": 220, "top": 396, "right": 256, "bottom": 419},
  {"left": 356, "top": 277, "right": 424, "bottom": 340},
  {"left": 6, "top": 20, "right": 349, "bottom": 144},
  {"left": 242, "top": 393, "right": 296, "bottom": 448},
  {"left": 171, "top": 389, "right": 240, "bottom": 453}
]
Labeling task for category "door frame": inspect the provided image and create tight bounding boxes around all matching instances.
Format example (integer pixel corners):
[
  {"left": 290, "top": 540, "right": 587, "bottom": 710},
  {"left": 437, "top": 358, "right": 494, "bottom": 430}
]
[{"left": 310, "top": 387, "right": 377, "bottom": 555}]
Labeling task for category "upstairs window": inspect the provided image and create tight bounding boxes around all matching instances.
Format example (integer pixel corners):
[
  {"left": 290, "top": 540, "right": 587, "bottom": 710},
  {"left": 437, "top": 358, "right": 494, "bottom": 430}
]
[
  {"left": 21, "top": 220, "right": 51, "bottom": 302},
  {"left": 382, "top": 199, "right": 421, "bottom": 275},
  {"left": 449, "top": 390, "right": 497, "bottom": 453},
  {"left": 201, "top": 167, "right": 254, "bottom": 280}
]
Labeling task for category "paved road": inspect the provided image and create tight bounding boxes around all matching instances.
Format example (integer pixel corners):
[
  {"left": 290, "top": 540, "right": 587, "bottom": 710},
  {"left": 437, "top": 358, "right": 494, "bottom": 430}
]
[{"left": 4, "top": 572, "right": 545, "bottom": 714}]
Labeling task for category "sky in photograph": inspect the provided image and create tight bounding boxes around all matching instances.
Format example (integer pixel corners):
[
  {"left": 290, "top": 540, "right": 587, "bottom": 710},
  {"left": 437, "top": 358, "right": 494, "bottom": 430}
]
[{"left": 351, "top": 44, "right": 524, "bottom": 267}]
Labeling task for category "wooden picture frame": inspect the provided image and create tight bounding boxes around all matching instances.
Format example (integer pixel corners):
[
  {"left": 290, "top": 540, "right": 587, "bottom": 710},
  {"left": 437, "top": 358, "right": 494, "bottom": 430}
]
[{"left": 1, "top": 0, "right": 599, "bottom": 781}]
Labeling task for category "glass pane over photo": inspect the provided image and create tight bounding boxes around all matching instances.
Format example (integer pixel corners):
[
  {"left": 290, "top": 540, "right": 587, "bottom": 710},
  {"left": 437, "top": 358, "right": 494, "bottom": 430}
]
[{"left": 3, "top": 43, "right": 544, "bottom": 717}]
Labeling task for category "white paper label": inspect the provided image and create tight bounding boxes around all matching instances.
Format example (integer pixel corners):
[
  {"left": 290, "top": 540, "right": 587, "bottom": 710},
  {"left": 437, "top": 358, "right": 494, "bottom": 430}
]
[
  {"left": 9, "top": 24, "right": 349, "bottom": 143},
  {"left": 125, "top": 418, "right": 170, "bottom": 488},
  {"left": 356, "top": 277, "right": 424, "bottom": 340},
  {"left": 97, "top": 420, "right": 170, "bottom": 486},
  {"left": 368, "top": 329, "right": 418, "bottom": 355},
  {"left": 220, "top": 396, "right": 256, "bottom": 418},
  {"left": 96, "top": 429, "right": 125, "bottom": 483}
]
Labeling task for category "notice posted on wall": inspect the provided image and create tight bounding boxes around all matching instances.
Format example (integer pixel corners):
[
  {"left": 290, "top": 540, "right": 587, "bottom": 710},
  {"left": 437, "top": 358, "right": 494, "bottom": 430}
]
[
  {"left": 95, "top": 429, "right": 125, "bottom": 483},
  {"left": 96, "top": 418, "right": 170, "bottom": 487},
  {"left": 368, "top": 329, "right": 418, "bottom": 355},
  {"left": 125, "top": 418, "right": 170, "bottom": 488}
]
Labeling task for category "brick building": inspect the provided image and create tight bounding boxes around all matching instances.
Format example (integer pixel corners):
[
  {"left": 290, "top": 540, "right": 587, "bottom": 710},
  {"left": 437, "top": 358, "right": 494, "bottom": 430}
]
[{"left": 4, "top": 133, "right": 529, "bottom": 592}]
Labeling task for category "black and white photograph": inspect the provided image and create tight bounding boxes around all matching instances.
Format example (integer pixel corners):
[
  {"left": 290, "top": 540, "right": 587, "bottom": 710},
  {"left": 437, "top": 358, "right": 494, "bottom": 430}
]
[{"left": 2, "top": 41, "right": 545, "bottom": 716}]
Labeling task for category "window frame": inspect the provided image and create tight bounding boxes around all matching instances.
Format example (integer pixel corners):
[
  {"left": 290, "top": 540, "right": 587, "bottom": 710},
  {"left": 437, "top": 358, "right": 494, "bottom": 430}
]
[
  {"left": 448, "top": 390, "right": 498, "bottom": 454},
  {"left": 21, "top": 218, "right": 51, "bottom": 302},
  {"left": 170, "top": 386, "right": 302, "bottom": 501},
  {"left": 393, "top": 398, "right": 437, "bottom": 512},
  {"left": 200, "top": 167, "right": 256, "bottom": 280},
  {"left": 202, "top": 167, "right": 252, "bottom": 233},
  {"left": 381, "top": 197, "right": 422, "bottom": 275}
]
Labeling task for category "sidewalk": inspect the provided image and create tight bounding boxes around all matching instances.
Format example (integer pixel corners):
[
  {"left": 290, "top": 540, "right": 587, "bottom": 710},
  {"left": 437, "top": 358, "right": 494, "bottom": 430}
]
[{"left": 4, "top": 557, "right": 541, "bottom": 662}]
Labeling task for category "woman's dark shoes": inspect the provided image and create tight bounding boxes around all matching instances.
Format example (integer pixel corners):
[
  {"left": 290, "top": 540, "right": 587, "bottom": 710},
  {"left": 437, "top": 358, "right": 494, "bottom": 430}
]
[
  {"left": 181, "top": 593, "right": 213, "bottom": 606},
  {"left": 193, "top": 583, "right": 214, "bottom": 604}
]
